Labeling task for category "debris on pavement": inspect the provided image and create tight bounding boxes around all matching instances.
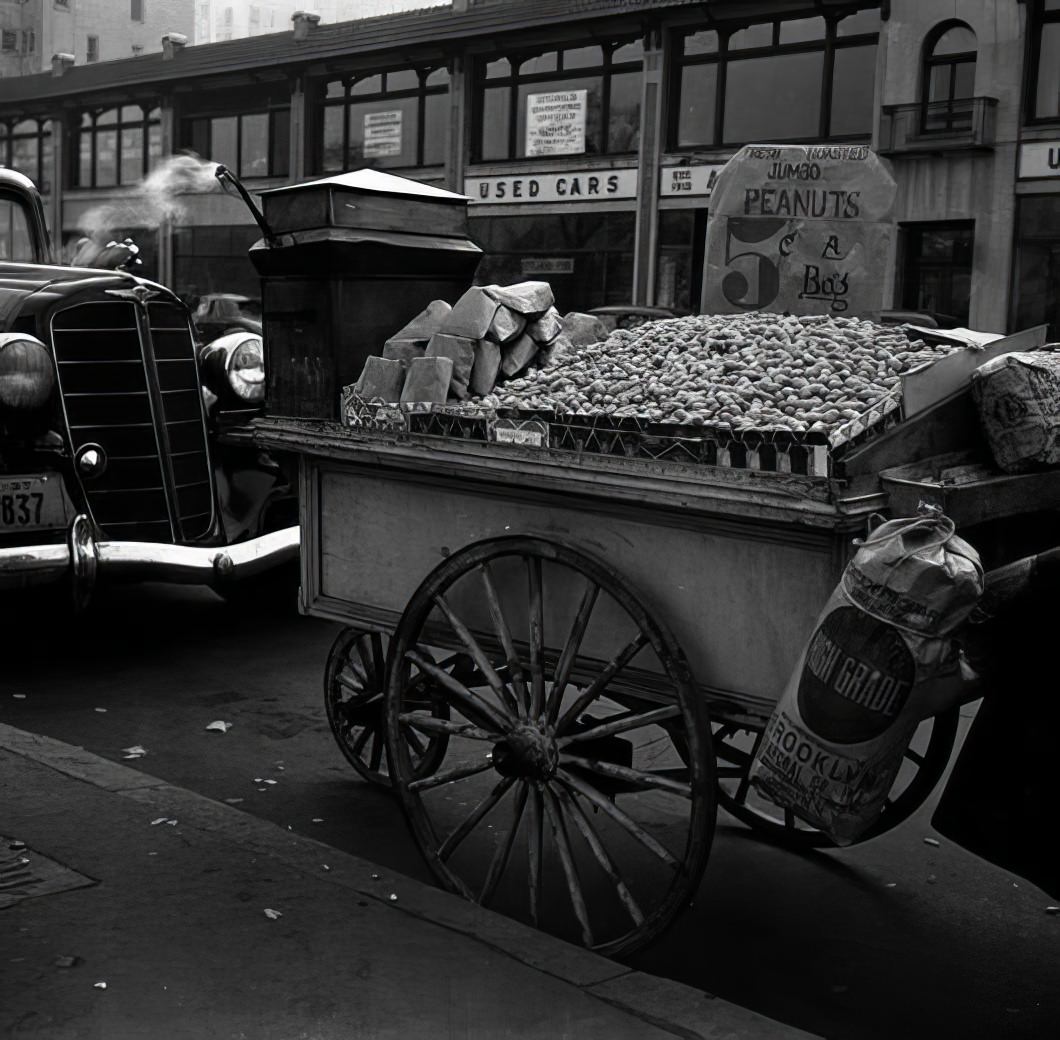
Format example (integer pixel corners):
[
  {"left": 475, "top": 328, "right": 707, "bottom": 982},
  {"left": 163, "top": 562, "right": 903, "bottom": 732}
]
[
  {"left": 150, "top": 818, "right": 178, "bottom": 827},
  {"left": 1046, "top": 906, "right": 1060, "bottom": 916},
  {"left": 389, "top": 894, "right": 398, "bottom": 902},
  {"left": 122, "top": 746, "right": 147, "bottom": 759},
  {"left": 311, "top": 818, "right": 323, "bottom": 823},
  {"left": 923, "top": 837, "right": 940, "bottom": 847},
  {"left": 54, "top": 956, "right": 79, "bottom": 969},
  {"left": 205, "top": 720, "right": 232, "bottom": 733},
  {"left": 263, "top": 908, "right": 282, "bottom": 920},
  {"left": 93, "top": 982, "right": 107, "bottom": 989},
  {"left": 94, "top": 708, "right": 107, "bottom": 713},
  {"left": 12, "top": 694, "right": 25, "bottom": 700},
  {"left": 224, "top": 798, "right": 244, "bottom": 805}
]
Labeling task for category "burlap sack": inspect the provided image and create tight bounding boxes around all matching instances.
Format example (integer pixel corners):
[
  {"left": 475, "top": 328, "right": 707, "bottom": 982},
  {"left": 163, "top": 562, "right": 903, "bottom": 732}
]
[{"left": 749, "top": 507, "right": 983, "bottom": 844}]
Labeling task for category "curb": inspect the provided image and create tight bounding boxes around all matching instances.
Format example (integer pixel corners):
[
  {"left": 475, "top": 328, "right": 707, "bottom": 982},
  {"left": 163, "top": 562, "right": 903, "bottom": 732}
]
[{"left": 0, "top": 722, "right": 816, "bottom": 1040}]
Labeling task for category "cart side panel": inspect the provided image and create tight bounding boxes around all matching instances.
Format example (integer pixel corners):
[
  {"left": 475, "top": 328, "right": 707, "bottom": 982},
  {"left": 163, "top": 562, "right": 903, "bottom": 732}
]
[{"left": 303, "top": 459, "right": 846, "bottom": 713}]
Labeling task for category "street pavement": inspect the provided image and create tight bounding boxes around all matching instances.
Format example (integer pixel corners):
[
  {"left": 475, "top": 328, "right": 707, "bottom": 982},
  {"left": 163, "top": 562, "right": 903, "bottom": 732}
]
[{"left": 0, "top": 722, "right": 814, "bottom": 1040}]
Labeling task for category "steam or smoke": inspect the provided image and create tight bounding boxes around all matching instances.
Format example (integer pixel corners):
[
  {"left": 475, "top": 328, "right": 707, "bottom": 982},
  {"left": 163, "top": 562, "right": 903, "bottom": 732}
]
[{"left": 77, "top": 153, "right": 222, "bottom": 241}]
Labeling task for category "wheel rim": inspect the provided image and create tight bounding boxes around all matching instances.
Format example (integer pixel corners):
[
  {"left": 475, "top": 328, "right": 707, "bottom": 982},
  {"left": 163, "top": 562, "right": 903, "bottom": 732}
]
[
  {"left": 324, "top": 627, "right": 449, "bottom": 787},
  {"left": 714, "top": 708, "right": 961, "bottom": 848},
  {"left": 385, "top": 536, "right": 716, "bottom": 957}
]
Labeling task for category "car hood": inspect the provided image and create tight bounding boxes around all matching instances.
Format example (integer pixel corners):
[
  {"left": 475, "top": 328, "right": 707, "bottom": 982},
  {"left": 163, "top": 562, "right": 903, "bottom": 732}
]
[{"left": 0, "top": 264, "right": 181, "bottom": 330}]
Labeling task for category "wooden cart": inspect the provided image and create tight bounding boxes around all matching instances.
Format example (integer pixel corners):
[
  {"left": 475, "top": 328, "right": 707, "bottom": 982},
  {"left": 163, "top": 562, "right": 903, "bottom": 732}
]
[{"left": 254, "top": 394, "right": 1060, "bottom": 956}]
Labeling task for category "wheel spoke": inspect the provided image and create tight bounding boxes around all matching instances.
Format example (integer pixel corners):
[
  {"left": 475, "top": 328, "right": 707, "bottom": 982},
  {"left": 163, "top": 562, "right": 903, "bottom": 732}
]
[
  {"left": 350, "top": 722, "right": 373, "bottom": 758},
  {"left": 734, "top": 729, "right": 765, "bottom": 804},
  {"left": 904, "top": 747, "right": 926, "bottom": 767},
  {"left": 438, "top": 776, "right": 517, "bottom": 861},
  {"left": 399, "top": 714, "right": 498, "bottom": 742},
  {"left": 408, "top": 756, "right": 495, "bottom": 792},
  {"left": 368, "top": 728, "right": 385, "bottom": 771},
  {"left": 479, "top": 563, "right": 530, "bottom": 718},
  {"left": 716, "top": 765, "right": 745, "bottom": 779},
  {"left": 479, "top": 781, "right": 529, "bottom": 906},
  {"left": 555, "top": 633, "right": 650, "bottom": 735},
  {"left": 370, "top": 631, "right": 386, "bottom": 691},
  {"left": 335, "top": 670, "right": 366, "bottom": 693},
  {"left": 542, "top": 786, "right": 594, "bottom": 947},
  {"left": 555, "top": 784, "right": 644, "bottom": 927},
  {"left": 545, "top": 581, "right": 600, "bottom": 724},
  {"left": 406, "top": 650, "right": 510, "bottom": 733},
  {"left": 557, "top": 704, "right": 680, "bottom": 747},
  {"left": 526, "top": 783, "right": 544, "bottom": 927},
  {"left": 562, "top": 754, "right": 692, "bottom": 798},
  {"left": 558, "top": 769, "right": 679, "bottom": 869},
  {"left": 434, "top": 594, "right": 520, "bottom": 720},
  {"left": 404, "top": 727, "right": 428, "bottom": 757},
  {"left": 526, "top": 556, "right": 546, "bottom": 720}
]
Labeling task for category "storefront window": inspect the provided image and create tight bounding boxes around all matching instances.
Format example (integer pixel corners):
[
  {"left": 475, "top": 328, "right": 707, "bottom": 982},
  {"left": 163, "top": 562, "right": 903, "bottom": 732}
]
[
  {"left": 320, "top": 65, "right": 449, "bottom": 172},
  {"left": 672, "top": 9, "right": 879, "bottom": 148},
  {"left": 900, "top": 222, "right": 974, "bottom": 327},
  {"left": 656, "top": 210, "right": 707, "bottom": 313},
  {"left": 184, "top": 108, "right": 289, "bottom": 179},
  {"left": 1014, "top": 196, "right": 1060, "bottom": 341},
  {"left": 474, "top": 39, "right": 643, "bottom": 161},
  {"left": 3, "top": 119, "right": 52, "bottom": 194},
  {"left": 1031, "top": 0, "right": 1060, "bottom": 121},
  {"left": 469, "top": 213, "right": 636, "bottom": 311},
  {"left": 78, "top": 106, "right": 161, "bottom": 188},
  {"left": 172, "top": 225, "right": 262, "bottom": 309}
]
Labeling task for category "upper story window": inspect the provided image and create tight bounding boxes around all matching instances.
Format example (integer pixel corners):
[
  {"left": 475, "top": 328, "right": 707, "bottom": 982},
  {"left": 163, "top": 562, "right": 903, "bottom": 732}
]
[
  {"left": 1030, "top": 0, "right": 1060, "bottom": 121},
  {"left": 76, "top": 106, "right": 161, "bottom": 188},
  {"left": 131, "top": 0, "right": 144, "bottom": 22},
  {"left": 320, "top": 66, "right": 449, "bottom": 172},
  {"left": 87, "top": 35, "right": 99, "bottom": 63},
  {"left": 0, "top": 120, "right": 54, "bottom": 194},
  {"left": 182, "top": 85, "right": 291, "bottom": 179},
  {"left": 921, "top": 22, "right": 977, "bottom": 131},
  {"left": 474, "top": 38, "right": 643, "bottom": 162},
  {"left": 672, "top": 8, "right": 880, "bottom": 149}
]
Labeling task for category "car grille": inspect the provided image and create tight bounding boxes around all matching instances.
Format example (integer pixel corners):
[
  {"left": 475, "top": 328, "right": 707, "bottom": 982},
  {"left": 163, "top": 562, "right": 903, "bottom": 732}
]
[{"left": 51, "top": 299, "right": 215, "bottom": 543}]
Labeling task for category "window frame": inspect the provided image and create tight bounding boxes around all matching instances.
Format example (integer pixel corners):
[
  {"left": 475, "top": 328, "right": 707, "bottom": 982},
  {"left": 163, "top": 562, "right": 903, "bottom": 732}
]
[
  {"left": 76, "top": 105, "right": 161, "bottom": 189},
  {"left": 131, "top": 0, "right": 145, "bottom": 23},
  {"left": 318, "top": 65, "right": 450, "bottom": 173},
  {"left": 1027, "top": 0, "right": 1060, "bottom": 123},
  {"left": 471, "top": 37, "right": 644, "bottom": 163},
  {"left": 920, "top": 21, "right": 977, "bottom": 133},
  {"left": 0, "top": 119, "right": 53, "bottom": 194},
  {"left": 86, "top": 35, "right": 99, "bottom": 63},
  {"left": 182, "top": 107, "right": 291, "bottom": 180},
  {"left": 668, "top": 11, "right": 880, "bottom": 151}
]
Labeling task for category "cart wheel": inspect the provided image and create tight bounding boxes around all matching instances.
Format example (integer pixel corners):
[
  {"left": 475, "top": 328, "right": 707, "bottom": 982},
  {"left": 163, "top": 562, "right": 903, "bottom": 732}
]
[
  {"left": 324, "top": 627, "right": 449, "bottom": 787},
  {"left": 712, "top": 708, "right": 961, "bottom": 848},
  {"left": 384, "top": 536, "right": 716, "bottom": 957}
]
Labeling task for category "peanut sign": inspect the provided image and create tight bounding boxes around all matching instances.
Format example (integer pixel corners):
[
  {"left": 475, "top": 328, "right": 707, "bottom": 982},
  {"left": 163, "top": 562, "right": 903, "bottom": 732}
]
[{"left": 703, "top": 144, "right": 897, "bottom": 320}]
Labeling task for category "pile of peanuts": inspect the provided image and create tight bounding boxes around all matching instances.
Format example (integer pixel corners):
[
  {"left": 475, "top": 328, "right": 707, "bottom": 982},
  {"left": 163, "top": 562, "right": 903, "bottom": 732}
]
[{"left": 478, "top": 312, "right": 955, "bottom": 433}]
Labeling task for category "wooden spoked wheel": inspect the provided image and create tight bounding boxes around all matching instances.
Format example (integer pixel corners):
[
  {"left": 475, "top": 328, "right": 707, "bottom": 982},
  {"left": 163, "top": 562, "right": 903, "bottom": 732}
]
[
  {"left": 324, "top": 627, "right": 449, "bottom": 787},
  {"left": 384, "top": 536, "right": 716, "bottom": 957},
  {"left": 712, "top": 708, "right": 961, "bottom": 848}
]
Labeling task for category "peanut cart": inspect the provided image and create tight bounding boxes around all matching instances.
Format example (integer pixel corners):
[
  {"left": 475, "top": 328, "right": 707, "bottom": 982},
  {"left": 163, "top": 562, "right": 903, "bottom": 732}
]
[{"left": 254, "top": 339, "right": 1058, "bottom": 955}]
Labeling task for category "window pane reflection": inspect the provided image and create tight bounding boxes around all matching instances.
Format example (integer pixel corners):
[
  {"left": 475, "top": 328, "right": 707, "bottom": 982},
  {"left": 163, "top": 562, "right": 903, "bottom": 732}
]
[
  {"left": 830, "top": 44, "right": 876, "bottom": 135},
  {"left": 724, "top": 51, "right": 823, "bottom": 142}
]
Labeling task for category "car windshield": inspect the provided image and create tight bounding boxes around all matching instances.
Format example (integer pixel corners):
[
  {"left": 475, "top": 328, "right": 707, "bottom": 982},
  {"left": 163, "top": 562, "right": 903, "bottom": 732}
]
[{"left": 0, "top": 194, "right": 35, "bottom": 263}]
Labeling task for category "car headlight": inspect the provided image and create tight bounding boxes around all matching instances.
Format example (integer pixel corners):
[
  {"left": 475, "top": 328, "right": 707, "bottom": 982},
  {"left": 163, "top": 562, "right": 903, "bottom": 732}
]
[
  {"left": 199, "top": 331, "right": 265, "bottom": 405},
  {"left": 227, "top": 337, "right": 265, "bottom": 402},
  {"left": 0, "top": 334, "right": 55, "bottom": 410}
]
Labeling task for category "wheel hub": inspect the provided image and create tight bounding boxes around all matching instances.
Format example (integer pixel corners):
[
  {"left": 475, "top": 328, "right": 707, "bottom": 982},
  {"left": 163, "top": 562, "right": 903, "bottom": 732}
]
[{"left": 491, "top": 723, "right": 558, "bottom": 780}]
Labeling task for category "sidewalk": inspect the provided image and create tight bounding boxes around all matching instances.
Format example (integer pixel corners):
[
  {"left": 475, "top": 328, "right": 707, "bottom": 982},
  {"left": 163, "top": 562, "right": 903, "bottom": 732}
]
[{"left": 0, "top": 723, "right": 816, "bottom": 1040}]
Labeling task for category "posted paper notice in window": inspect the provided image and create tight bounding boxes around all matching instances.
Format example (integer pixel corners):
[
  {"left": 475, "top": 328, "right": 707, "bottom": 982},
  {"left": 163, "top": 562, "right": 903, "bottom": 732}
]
[
  {"left": 364, "top": 110, "right": 403, "bottom": 158},
  {"left": 525, "top": 90, "right": 586, "bottom": 157}
]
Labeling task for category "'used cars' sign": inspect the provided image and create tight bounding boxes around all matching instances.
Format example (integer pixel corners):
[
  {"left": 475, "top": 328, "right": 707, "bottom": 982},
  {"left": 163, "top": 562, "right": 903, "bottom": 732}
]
[
  {"left": 703, "top": 144, "right": 897, "bottom": 319},
  {"left": 465, "top": 169, "right": 637, "bottom": 203}
]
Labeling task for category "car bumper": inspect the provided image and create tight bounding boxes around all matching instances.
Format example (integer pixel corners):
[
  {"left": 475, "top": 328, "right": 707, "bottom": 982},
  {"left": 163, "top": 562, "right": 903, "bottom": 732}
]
[{"left": 0, "top": 514, "right": 300, "bottom": 600}]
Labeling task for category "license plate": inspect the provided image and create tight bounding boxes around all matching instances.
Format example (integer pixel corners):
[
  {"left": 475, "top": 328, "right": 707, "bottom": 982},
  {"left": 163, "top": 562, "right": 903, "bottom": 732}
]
[{"left": 0, "top": 475, "right": 70, "bottom": 533}]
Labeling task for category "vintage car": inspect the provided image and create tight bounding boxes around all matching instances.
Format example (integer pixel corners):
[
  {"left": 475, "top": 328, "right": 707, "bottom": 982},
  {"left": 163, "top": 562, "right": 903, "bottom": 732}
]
[{"left": 0, "top": 168, "right": 298, "bottom": 610}]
